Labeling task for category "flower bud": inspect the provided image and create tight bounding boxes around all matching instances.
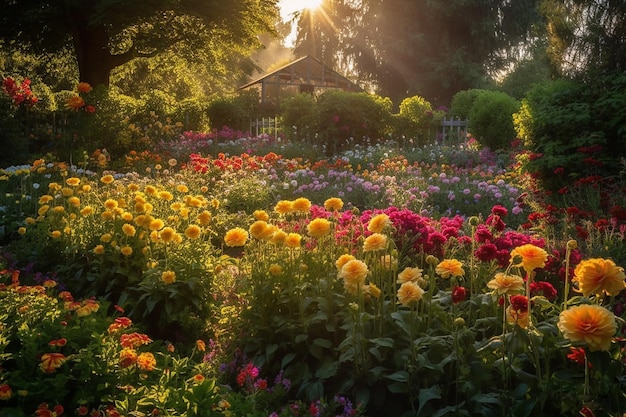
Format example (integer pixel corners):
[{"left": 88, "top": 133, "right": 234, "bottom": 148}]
[
  {"left": 426, "top": 255, "right": 439, "bottom": 266},
  {"left": 468, "top": 216, "right": 480, "bottom": 227},
  {"left": 566, "top": 240, "right": 578, "bottom": 250},
  {"left": 454, "top": 317, "right": 466, "bottom": 327}
]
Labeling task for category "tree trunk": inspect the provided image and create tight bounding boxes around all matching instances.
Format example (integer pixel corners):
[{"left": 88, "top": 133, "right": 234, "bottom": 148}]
[{"left": 72, "top": 24, "right": 115, "bottom": 88}]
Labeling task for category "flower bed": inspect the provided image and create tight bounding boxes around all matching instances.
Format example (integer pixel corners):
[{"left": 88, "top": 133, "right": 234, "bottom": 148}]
[{"left": 0, "top": 139, "right": 625, "bottom": 416}]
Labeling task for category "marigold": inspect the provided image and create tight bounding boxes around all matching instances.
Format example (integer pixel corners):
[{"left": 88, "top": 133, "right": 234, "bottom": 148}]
[
  {"left": 104, "top": 199, "right": 118, "bottom": 210},
  {"left": 292, "top": 197, "right": 312, "bottom": 213},
  {"left": 338, "top": 259, "right": 368, "bottom": 294},
  {"left": 185, "top": 224, "right": 202, "bottom": 240},
  {"left": 100, "top": 233, "right": 113, "bottom": 243},
  {"left": 274, "top": 200, "right": 293, "bottom": 215},
  {"left": 40, "top": 353, "right": 66, "bottom": 373},
  {"left": 306, "top": 218, "right": 332, "bottom": 238},
  {"left": 120, "top": 246, "right": 133, "bottom": 256},
  {"left": 119, "top": 348, "right": 137, "bottom": 368},
  {"left": 122, "top": 223, "right": 136, "bottom": 237},
  {"left": 94, "top": 245, "right": 105, "bottom": 255},
  {"left": 572, "top": 258, "right": 626, "bottom": 297},
  {"left": 197, "top": 210, "right": 212, "bottom": 225},
  {"left": 269, "top": 264, "right": 283, "bottom": 276},
  {"left": 335, "top": 254, "right": 356, "bottom": 271},
  {"left": 176, "top": 184, "right": 188, "bottom": 193},
  {"left": 510, "top": 244, "right": 548, "bottom": 273},
  {"left": 161, "top": 270, "right": 176, "bottom": 284},
  {"left": 249, "top": 220, "right": 275, "bottom": 240},
  {"left": 100, "top": 174, "right": 114, "bottom": 184},
  {"left": 397, "top": 267, "right": 423, "bottom": 284},
  {"left": 557, "top": 304, "right": 616, "bottom": 351},
  {"left": 435, "top": 259, "right": 465, "bottom": 279},
  {"left": 68, "top": 196, "right": 80, "bottom": 207},
  {"left": 77, "top": 82, "right": 92, "bottom": 93},
  {"left": 367, "top": 213, "right": 390, "bottom": 233},
  {"left": 158, "top": 191, "right": 173, "bottom": 201},
  {"left": 224, "top": 227, "right": 248, "bottom": 247},
  {"left": 136, "top": 352, "right": 156, "bottom": 371},
  {"left": 271, "top": 229, "right": 287, "bottom": 244},
  {"left": 65, "top": 95, "right": 85, "bottom": 110},
  {"left": 50, "top": 230, "right": 62, "bottom": 239},
  {"left": 285, "top": 232, "right": 302, "bottom": 248},
  {"left": 397, "top": 281, "right": 425, "bottom": 306},
  {"left": 196, "top": 339, "right": 206, "bottom": 352},
  {"left": 487, "top": 273, "right": 525, "bottom": 296},
  {"left": 149, "top": 219, "right": 165, "bottom": 231},
  {"left": 363, "top": 233, "right": 388, "bottom": 252},
  {"left": 17, "top": 227, "right": 26, "bottom": 235},
  {"left": 253, "top": 210, "right": 270, "bottom": 221},
  {"left": 324, "top": 197, "right": 344, "bottom": 212},
  {"left": 65, "top": 177, "right": 81, "bottom": 186}
]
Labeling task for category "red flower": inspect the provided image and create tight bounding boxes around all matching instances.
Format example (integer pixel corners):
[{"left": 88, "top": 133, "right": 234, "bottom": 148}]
[
  {"left": 491, "top": 205, "right": 508, "bottom": 217},
  {"left": 451, "top": 286, "right": 467, "bottom": 304},
  {"left": 509, "top": 294, "right": 528, "bottom": 312},
  {"left": 567, "top": 347, "right": 592, "bottom": 368},
  {"left": 530, "top": 281, "right": 557, "bottom": 301}
]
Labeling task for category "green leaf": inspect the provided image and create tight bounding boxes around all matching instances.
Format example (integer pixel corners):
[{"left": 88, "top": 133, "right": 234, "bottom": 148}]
[
  {"left": 312, "top": 337, "right": 332, "bottom": 348},
  {"left": 281, "top": 352, "right": 296, "bottom": 368},
  {"left": 386, "top": 370, "right": 409, "bottom": 382},
  {"left": 416, "top": 385, "right": 441, "bottom": 416},
  {"left": 370, "top": 337, "right": 395, "bottom": 348},
  {"left": 315, "top": 361, "right": 338, "bottom": 379}
]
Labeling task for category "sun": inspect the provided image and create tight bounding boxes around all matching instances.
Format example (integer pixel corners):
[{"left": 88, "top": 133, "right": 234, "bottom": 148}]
[{"left": 303, "top": 0, "right": 323, "bottom": 10}]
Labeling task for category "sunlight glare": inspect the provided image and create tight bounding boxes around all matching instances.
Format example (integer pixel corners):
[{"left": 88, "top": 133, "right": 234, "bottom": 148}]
[{"left": 303, "top": 0, "right": 324, "bottom": 10}]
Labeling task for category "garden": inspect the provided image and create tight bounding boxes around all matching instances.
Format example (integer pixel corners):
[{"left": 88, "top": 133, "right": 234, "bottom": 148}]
[{"left": 0, "top": 72, "right": 625, "bottom": 417}]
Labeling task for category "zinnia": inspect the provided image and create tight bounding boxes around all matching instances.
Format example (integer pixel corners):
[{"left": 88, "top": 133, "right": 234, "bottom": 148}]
[
  {"left": 510, "top": 244, "right": 548, "bottom": 273},
  {"left": 249, "top": 220, "right": 275, "bottom": 240},
  {"left": 397, "top": 266, "right": 423, "bottom": 284},
  {"left": 274, "top": 200, "right": 293, "bottom": 215},
  {"left": 119, "top": 348, "right": 138, "bottom": 368},
  {"left": 137, "top": 352, "right": 156, "bottom": 371},
  {"left": 185, "top": 224, "right": 202, "bottom": 240},
  {"left": 292, "top": 197, "right": 312, "bottom": 213},
  {"left": 487, "top": 273, "right": 525, "bottom": 296},
  {"left": 40, "top": 353, "right": 66, "bottom": 373},
  {"left": 306, "top": 218, "right": 332, "bottom": 238},
  {"left": 224, "top": 228, "right": 248, "bottom": 247},
  {"left": 572, "top": 258, "right": 626, "bottom": 297},
  {"left": 435, "top": 259, "right": 465, "bottom": 279},
  {"left": 557, "top": 304, "right": 617, "bottom": 351},
  {"left": 363, "top": 233, "right": 388, "bottom": 252},
  {"left": 367, "top": 213, "right": 390, "bottom": 233},
  {"left": 285, "top": 233, "right": 302, "bottom": 249},
  {"left": 397, "top": 281, "right": 425, "bottom": 306}
]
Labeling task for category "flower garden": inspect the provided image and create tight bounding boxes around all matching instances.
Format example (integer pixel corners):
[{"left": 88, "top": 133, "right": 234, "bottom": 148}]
[{"left": 1, "top": 117, "right": 626, "bottom": 417}]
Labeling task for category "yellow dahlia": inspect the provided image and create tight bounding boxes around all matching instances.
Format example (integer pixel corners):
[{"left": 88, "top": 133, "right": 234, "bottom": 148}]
[
  {"left": 367, "top": 213, "right": 390, "bottom": 233},
  {"left": 557, "top": 304, "right": 616, "bottom": 351},
  {"left": 292, "top": 197, "right": 312, "bottom": 213},
  {"left": 572, "top": 258, "right": 626, "bottom": 297},
  {"left": 397, "top": 266, "right": 423, "bottom": 284},
  {"left": 224, "top": 228, "right": 248, "bottom": 247},
  {"left": 335, "top": 254, "right": 356, "bottom": 271},
  {"left": 510, "top": 244, "right": 548, "bottom": 273},
  {"left": 363, "top": 233, "right": 388, "bottom": 252},
  {"left": 306, "top": 218, "right": 332, "bottom": 238},
  {"left": 397, "top": 281, "right": 425, "bottom": 306},
  {"left": 435, "top": 259, "right": 465, "bottom": 279},
  {"left": 487, "top": 273, "right": 525, "bottom": 296},
  {"left": 324, "top": 197, "right": 344, "bottom": 212}
]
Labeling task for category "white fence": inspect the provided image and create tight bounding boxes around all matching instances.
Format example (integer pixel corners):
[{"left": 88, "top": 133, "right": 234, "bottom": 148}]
[{"left": 440, "top": 117, "right": 469, "bottom": 144}]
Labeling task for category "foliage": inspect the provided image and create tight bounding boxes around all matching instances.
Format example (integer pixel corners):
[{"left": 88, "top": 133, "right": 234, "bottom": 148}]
[
  {"left": 468, "top": 91, "right": 519, "bottom": 150},
  {"left": 395, "top": 95, "right": 445, "bottom": 146},
  {"left": 498, "top": 58, "right": 552, "bottom": 100},
  {"left": 207, "top": 97, "right": 250, "bottom": 132},
  {"left": 449, "top": 89, "right": 482, "bottom": 120},
  {"left": 512, "top": 74, "right": 626, "bottom": 192},
  {"left": 281, "top": 94, "right": 319, "bottom": 141}
]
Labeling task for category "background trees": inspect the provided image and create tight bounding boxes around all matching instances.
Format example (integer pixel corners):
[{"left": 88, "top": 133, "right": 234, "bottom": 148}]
[{"left": 0, "top": 0, "right": 279, "bottom": 88}]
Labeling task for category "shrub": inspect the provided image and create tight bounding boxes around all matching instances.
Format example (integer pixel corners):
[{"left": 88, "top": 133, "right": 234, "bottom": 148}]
[
  {"left": 468, "top": 90, "right": 519, "bottom": 150},
  {"left": 281, "top": 93, "right": 319, "bottom": 141},
  {"left": 449, "top": 89, "right": 482, "bottom": 119},
  {"left": 207, "top": 97, "right": 248, "bottom": 132}
]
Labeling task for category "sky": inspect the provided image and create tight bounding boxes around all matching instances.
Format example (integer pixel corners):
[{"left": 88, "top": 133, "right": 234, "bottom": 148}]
[{"left": 278, "top": 0, "right": 321, "bottom": 46}]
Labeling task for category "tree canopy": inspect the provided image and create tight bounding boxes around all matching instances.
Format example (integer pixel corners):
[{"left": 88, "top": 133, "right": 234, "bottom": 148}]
[{"left": 0, "top": 0, "right": 280, "bottom": 88}]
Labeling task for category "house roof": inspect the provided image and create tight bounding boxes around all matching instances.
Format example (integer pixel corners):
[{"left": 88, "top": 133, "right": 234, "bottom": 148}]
[{"left": 239, "top": 55, "right": 362, "bottom": 92}]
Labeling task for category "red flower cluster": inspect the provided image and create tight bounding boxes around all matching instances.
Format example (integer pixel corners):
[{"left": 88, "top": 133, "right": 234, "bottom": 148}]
[{"left": 2, "top": 77, "right": 38, "bottom": 106}]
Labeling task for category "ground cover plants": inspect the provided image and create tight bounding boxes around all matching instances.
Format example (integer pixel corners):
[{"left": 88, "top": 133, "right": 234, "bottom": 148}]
[{"left": 0, "top": 133, "right": 625, "bottom": 417}]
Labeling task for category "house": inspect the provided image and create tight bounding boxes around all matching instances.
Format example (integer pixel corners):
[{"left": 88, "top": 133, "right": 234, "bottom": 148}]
[{"left": 239, "top": 55, "right": 362, "bottom": 108}]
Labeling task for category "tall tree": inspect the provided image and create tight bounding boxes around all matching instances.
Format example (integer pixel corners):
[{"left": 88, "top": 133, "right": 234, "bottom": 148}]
[
  {"left": 315, "top": 0, "right": 541, "bottom": 105},
  {"left": 540, "top": 0, "right": 626, "bottom": 78},
  {"left": 0, "top": 0, "right": 279, "bottom": 88}
]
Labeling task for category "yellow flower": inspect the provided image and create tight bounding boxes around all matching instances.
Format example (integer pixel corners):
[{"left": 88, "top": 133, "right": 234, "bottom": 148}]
[
  {"left": 572, "top": 258, "right": 626, "bottom": 297},
  {"left": 149, "top": 219, "right": 165, "bottom": 231},
  {"left": 67, "top": 196, "right": 80, "bottom": 207},
  {"left": 17, "top": 226, "right": 26, "bottom": 235},
  {"left": 80, "top": 206, "right": 93, "bottom": 216},
  {"left": 249, "top": 220, "right": 275, "bottom": 240},
  {"left": 269, "top": 264, "right": 283, "bottom": 276},
  {"left": 82, "top": 184, "right": 91, "bottom": 192},
  {"left": 158, "top": 191, "right": 173, "bottom": 201},
  {"left": 39, "top": 353, "right": 66, "bottom": 373},
  {"left": 144, "top": 185, "right": 157, "bottom": 195},
  {"left": 285, "top": 232, "right": 302, "bottom": 248},
  {"left": 25, "top": 217, "right": 36, "bottom": 225},
  {"left": 51, "top": 230, "right": 62, "bottom": 239},
  {"left": 61, "top": 187, "right": 74, "bottom": 197},
  {"left": 487, "top": 273, "right": 525, "bottom": 296},
  {"left": 339, "top": 259, "right": 369, "bottom": 294},
  {"left": 100, "top": 174, "right": 114, "bottom": 184},
  {"left": 122, "top": 223, "right": 136, "bottom": 237},
  {"left": 367, "top": 213, "right": 390, "bottom": 233},
  {"left": 38, "top": 195, "right": 54, "bottom": 204},
  {"left": 65, "top": 95, "right": 85, "bottom": 110},
  {"left": 38, "top": 205, "right": 49, "bottom": 216},
  {"left": 336, "top": 254, "right": 356, "bottom": 271},
  {"left": 274, "top": 200, "right": 293, "bottom": 215},
  {"left": 292, "top": 197, "right": 312, "bottom": 213},
  {"left": 363, "top": 233, "right": 388, "bottom": 252},
  {"left": 324, "top": 197, "right": 344, "bottom": 212},
  {"left": 100, "top": 233, "right": 113, "bottom": 243},
  {"left": 271, "top": 229, "right": 287, "bottom": 244},
  {"left": 306, "top": 218, "right": 332, "bottom": 238},
  {"left": 176, "top": 184, "right": 189, "bottom": 193},
  {"left": 224, "top": 228, "right": 248, "bottom": 247},
  {"left": 197, "top": 210, "right": 212, "bottom": 225},
  {"left": 364, "top": 283, "right": 381, "bottom": 299},
  {"left": 506, "top": 305, "right": 529, "bottom": 329},
  {"left": 121, "top": 212, "right": 133, "bottom": 221},
  {"left": 381, "top": 255, "right": 398, "bottom": 271},
  {"left": 52, "top": 205, "right": 65, "bottom": 213},
  {"left": 435, "top": 259, "right": 465, "bottom": 279},
  {"left": 510, "top": 244, "right": 548, "bottom": 273},
  {"left": 253, "top": 210, "right": 270, "bottom": 221},
  {"left": 136, "top": 352, "right": 156, "bottom": 371},
  {"left": 65, "top": 177, "right": 81, "bottom": 186},
  {"left": 120, "top": 246, "right": 133, "bottom": 256},
  {"left": 119, "top": 348, "right": 138, "bottom": 368},
  {"left": 397, "top": 266, "right": 423, "bottom": 284},
  {"left": 104, "top": 199, "right": 118, "bottom": 210},
  {"left": 94, "top": 245, "right": 105, "bottom": 255},
  {"left": 161, "top": 270, "right": 176, "bottom": 284},
  {"left": 159, "top": 227, "right": 176, "bottom": 243},
  {"left": 397, "top": 281, "right": 425, "bottom": 306},
  {"left": 185, "top": 224, "right": 202, "bottom": 240},
  {"left": 557, "top": 304, "right": 617, "bottom": 351}
]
